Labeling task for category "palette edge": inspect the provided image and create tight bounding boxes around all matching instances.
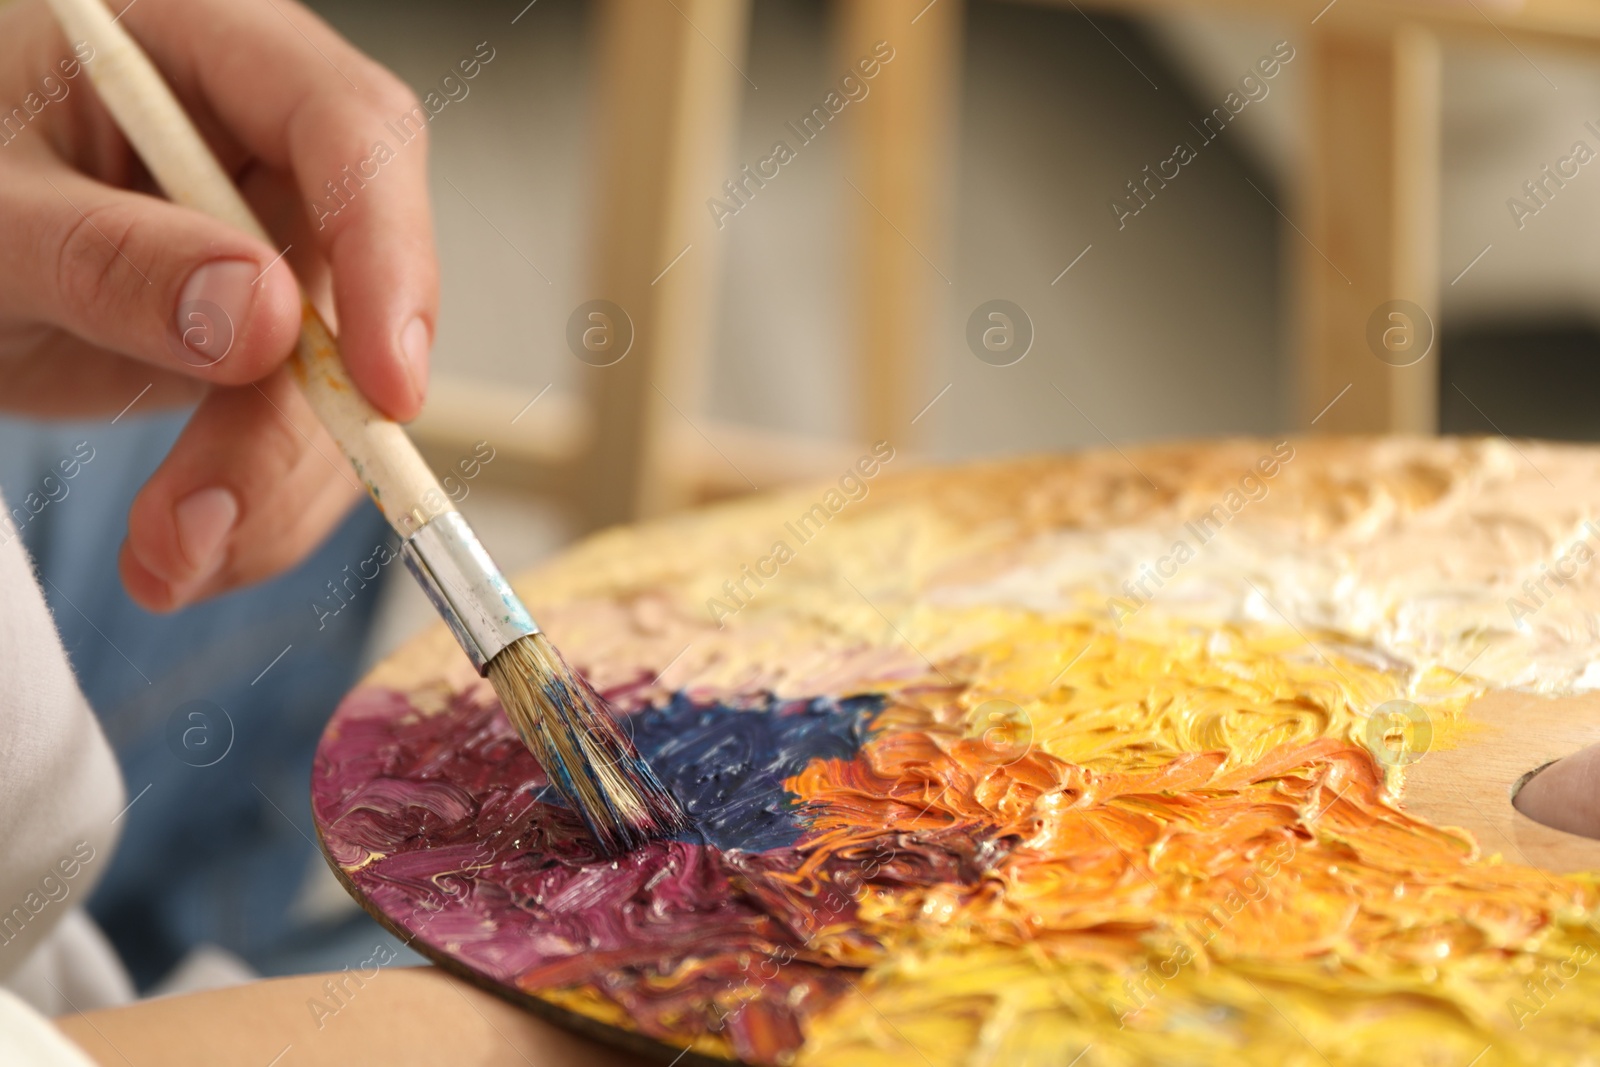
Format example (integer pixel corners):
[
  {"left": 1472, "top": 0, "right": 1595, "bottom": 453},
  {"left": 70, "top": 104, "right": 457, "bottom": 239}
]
[{"left": 307, "top": 798, "right": 739, "bottom": 1067}]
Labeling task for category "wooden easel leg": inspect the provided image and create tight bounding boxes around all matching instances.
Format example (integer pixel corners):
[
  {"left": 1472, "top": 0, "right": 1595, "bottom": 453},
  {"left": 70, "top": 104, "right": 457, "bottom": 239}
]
[
  {"left": 837, "top": 0, "right": 963, "bottom": 447},
  {"left": 1299, "top": 25, "right": 1441, "bottom": 434},
  {"left": 582, "top": 0, "right": 751, "bottom": 527}
]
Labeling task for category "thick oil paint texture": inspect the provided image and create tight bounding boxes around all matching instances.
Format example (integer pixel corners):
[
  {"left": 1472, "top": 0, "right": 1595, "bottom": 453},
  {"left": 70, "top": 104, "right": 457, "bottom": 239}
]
[{"left": 314, "top": 440, "right": 1600, "bottom": 1066}]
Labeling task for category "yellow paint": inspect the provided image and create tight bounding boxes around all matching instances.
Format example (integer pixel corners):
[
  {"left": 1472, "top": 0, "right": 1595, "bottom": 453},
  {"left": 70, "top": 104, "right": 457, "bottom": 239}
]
[
  {"left": 540, "top": 986, "right": 740, "bottom": 1062},
  {"left": 497, "top": 439, "right": 1600, "bottom": 1064},
  {"left": 782, "top": 611, "right": 1600, "bottom": 1066}
]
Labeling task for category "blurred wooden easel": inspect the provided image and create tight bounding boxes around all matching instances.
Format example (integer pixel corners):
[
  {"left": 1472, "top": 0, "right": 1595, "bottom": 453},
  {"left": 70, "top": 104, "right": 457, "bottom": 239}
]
[{"left": 410, "top": 0, "right": 1600, "bottom": 532}]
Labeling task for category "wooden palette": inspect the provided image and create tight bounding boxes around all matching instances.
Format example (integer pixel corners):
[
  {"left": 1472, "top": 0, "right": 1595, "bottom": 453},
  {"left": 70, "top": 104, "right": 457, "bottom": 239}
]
[
  {"left": 311, "top": 438, "right": 1600, "bottom": 1066},
  {"left": 1406, "top": 689, "right": 1600, "bottom": 874}
]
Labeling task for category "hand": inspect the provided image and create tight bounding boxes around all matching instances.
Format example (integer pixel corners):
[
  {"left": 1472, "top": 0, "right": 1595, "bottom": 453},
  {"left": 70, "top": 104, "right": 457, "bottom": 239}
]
[{"left": 0, "top": 0, "right": 438, "bottom": 610}]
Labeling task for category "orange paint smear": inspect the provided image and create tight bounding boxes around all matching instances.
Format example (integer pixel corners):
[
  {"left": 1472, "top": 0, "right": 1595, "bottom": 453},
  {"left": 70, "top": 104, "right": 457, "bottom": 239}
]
[{"left": 774, "top": 622, "right": 1600, "bottom": 1065}]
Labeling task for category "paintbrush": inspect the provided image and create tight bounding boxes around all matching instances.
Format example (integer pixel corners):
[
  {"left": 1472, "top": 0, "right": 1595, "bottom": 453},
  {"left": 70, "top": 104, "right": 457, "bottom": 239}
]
[{"left": 48, "top": 0, "right": 686, "bottom": 853}]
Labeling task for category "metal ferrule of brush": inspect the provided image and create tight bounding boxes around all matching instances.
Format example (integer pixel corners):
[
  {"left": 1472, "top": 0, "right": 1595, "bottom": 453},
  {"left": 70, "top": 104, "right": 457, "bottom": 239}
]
[{"left": 400, "top": 511, "right": 539, "bottom": 675}]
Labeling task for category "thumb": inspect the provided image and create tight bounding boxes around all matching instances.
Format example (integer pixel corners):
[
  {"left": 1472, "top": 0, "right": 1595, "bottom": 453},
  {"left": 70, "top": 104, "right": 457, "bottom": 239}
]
[{"left": 0, "top": 165, "right": 302, "bottom": 384}]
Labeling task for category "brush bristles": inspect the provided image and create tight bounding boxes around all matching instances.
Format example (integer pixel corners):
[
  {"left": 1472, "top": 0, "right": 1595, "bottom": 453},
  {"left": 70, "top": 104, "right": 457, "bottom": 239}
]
[{"left": 487, "top": 632, "right": 687, "bottom": 854}]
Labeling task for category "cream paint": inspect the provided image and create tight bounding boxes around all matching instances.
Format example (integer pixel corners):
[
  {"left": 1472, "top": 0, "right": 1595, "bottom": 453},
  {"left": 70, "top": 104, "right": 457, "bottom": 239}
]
[{"left": 932, "top": 439, "right": 1600, "bottom": 694}]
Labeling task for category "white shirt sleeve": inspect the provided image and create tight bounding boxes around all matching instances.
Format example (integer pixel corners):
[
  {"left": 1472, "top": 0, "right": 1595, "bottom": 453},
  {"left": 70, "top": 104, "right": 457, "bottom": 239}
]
[
  {"left": 0, "top": 492, "right": 131, "bottom": 1051},
  {"left": 0, "top": 987, "right": 101, "bottom": 1067}
]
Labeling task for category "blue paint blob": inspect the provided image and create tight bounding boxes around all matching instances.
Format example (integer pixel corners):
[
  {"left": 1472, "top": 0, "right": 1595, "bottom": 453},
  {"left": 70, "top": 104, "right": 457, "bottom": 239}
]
[{"left": 624, "top": 692, "right": 885, "bottom": 852}]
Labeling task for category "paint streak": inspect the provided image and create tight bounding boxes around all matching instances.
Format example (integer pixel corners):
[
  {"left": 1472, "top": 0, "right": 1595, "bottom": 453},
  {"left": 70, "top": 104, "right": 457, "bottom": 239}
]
[
  {"left": 314, "top": 440, "right": 1600, "bottom": 1066},
  {"left": 315, "top": 623, "right": 1600, "bottom": 1066},
  {"left": 636, "top": 691, "right": 883, "bottom": 851},
  {"left": 314, "top": 686, "right": 904, "bottom": 1061}
]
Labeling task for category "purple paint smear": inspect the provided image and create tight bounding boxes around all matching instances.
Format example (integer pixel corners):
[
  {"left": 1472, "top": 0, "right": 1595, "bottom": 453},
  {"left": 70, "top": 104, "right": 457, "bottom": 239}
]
[{"left": 311, "top": 683, "right": 1003, "bottom": 1062}]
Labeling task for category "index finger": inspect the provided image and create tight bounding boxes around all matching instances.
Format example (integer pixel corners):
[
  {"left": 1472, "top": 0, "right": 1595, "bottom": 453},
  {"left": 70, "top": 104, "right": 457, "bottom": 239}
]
[{"left": 121, "top": 0, "right": 440, "bottom": 420}]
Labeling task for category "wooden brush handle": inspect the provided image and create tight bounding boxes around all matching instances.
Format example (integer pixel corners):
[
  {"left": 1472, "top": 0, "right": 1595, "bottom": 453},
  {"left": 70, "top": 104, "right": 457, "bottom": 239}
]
[{"left": 47, "top": 0, "right": 451, "bottom": 535}]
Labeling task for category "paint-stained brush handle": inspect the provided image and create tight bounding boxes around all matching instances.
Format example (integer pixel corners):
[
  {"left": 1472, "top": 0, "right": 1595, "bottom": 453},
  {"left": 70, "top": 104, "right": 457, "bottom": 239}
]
[
  {"left": 46, "top": 0, "right": 446, "bottom": 537},
  {"left": 48, "top": 0, "right": 541, "bottom": 673}
]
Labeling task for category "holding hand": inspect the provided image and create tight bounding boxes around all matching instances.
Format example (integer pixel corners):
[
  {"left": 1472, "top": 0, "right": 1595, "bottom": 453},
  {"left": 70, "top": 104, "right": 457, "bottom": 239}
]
[{"left": 0, "top": 0, "right": 439, "bottom": 610}]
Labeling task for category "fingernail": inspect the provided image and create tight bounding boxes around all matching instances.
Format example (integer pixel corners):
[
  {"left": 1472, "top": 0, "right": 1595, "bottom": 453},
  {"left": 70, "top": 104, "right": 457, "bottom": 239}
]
[
  {"left": 176, "top": 260, "right": 255, "bottom": 366},
  {"left": 400, "top": 317, "right": 431, "bottom": 401},
  {"left": 173, "top": 487, "right": 238, "bottom": 588}
]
